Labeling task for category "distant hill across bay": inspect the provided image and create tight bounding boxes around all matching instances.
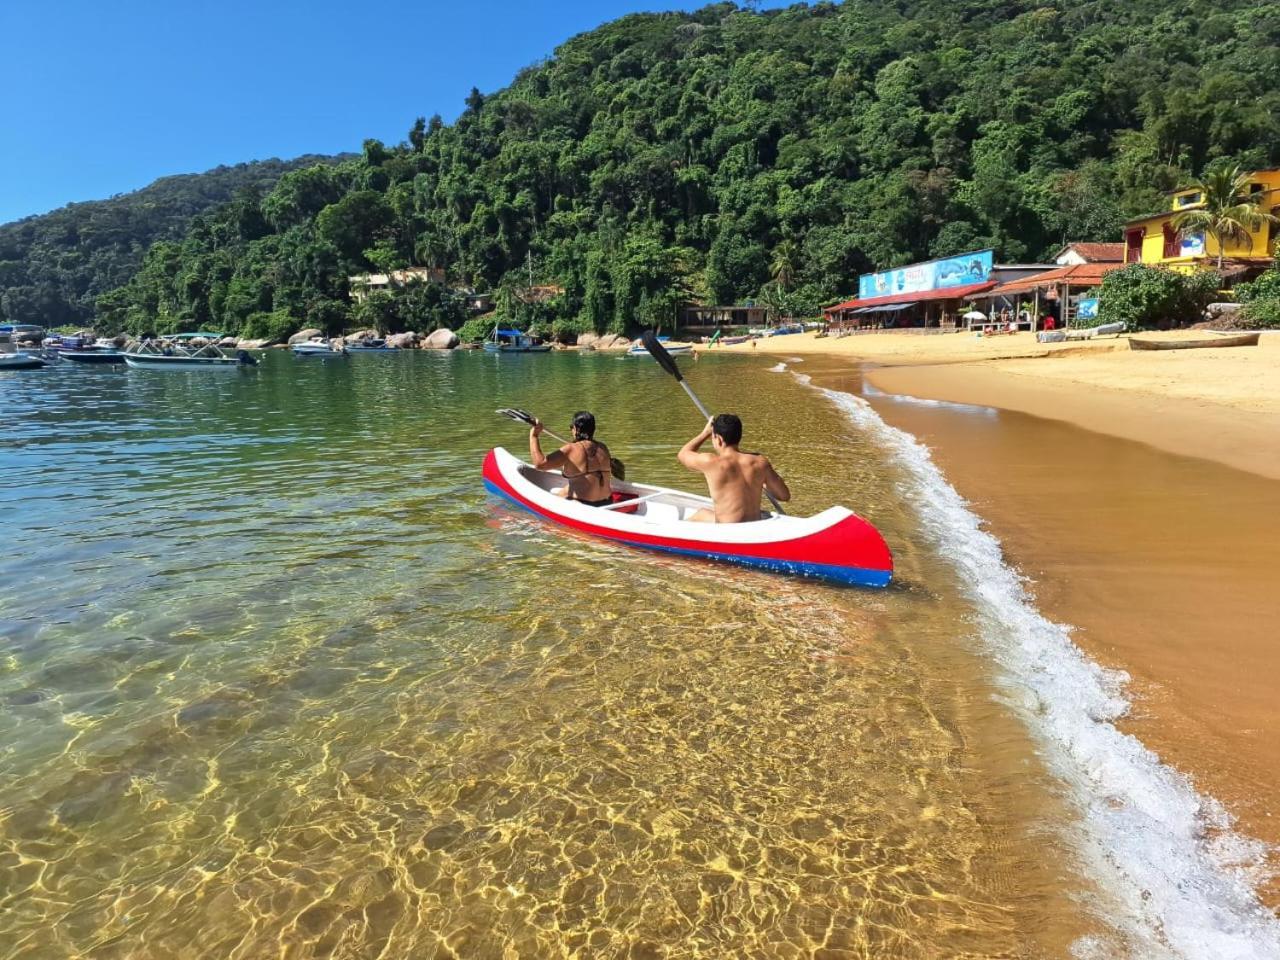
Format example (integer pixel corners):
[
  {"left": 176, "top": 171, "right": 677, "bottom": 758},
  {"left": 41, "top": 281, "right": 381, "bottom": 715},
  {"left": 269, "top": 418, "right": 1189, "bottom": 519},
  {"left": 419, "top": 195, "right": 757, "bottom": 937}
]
[{"left": 0, "top": 155, "right": 348, "bottom": 328}]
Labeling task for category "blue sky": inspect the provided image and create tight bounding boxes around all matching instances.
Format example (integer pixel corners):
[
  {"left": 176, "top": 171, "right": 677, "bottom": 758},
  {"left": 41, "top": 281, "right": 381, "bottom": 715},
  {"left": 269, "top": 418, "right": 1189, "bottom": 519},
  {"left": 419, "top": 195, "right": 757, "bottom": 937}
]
[{"left": 0, "top": 0, "right": 784, "bottom": 225}]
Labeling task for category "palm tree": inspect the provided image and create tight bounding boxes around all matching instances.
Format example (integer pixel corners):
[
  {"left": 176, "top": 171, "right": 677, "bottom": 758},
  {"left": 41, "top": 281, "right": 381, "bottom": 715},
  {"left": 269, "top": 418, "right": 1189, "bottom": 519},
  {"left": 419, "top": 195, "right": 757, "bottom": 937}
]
[
  {"left": 757, "top": 281, "right": 788, "bottom": 324},
  {"left": 1172, "top": 166, "right": 1280, "bottom": 271},
  {"left": 769, "top": 240, "right": 799, "bottom": 290}
]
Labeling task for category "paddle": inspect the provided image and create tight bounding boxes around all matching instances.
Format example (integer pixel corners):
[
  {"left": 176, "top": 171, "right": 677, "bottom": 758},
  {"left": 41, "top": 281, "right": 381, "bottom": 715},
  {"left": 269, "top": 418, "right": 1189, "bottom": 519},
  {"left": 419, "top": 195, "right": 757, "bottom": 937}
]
[
  {"left": 639, "top": 330, "right": 786, "bottom": 515},
  {"left": 496, "top": 408, "right": 626, "bottom": 481}
]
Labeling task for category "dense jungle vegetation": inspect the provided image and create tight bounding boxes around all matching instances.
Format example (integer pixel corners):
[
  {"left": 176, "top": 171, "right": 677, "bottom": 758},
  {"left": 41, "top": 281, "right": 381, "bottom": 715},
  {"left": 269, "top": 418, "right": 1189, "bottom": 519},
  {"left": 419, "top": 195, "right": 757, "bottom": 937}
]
[
  {"left": 8, "top": 0, "right": 1280, "bottom": 338},
  {"left": 0, "top": 157, "right": 345, "bottom": 329}
]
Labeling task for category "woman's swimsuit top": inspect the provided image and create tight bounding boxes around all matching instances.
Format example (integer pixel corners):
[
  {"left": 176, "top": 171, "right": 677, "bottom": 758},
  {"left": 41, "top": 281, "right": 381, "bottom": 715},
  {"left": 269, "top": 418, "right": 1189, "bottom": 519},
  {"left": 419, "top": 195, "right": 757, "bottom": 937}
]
[{"left": 561, "top": 440, "right": 611, "bottom": 482}]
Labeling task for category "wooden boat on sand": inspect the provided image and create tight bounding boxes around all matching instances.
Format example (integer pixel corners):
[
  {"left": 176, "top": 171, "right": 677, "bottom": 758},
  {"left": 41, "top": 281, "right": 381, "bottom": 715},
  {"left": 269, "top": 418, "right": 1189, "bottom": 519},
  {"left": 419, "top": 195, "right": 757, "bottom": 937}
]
[{"left": 1129, "top": 332, "right": 1261, "bottom": 351}]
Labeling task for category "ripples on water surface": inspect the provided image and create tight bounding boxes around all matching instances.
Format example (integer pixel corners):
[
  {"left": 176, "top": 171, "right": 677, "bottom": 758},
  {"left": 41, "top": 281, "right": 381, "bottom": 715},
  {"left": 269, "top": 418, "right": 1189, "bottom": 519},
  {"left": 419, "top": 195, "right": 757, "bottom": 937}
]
[{"left": 1, "top": 352, "right": 1105, "bottom": 957}]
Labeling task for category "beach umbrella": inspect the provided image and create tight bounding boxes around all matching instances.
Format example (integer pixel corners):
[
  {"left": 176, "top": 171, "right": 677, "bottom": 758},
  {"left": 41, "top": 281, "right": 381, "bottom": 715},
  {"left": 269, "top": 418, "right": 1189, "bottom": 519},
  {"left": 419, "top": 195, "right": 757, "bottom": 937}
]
[{"left": 962, "top": 310, "right": 987, "bottom": 321}]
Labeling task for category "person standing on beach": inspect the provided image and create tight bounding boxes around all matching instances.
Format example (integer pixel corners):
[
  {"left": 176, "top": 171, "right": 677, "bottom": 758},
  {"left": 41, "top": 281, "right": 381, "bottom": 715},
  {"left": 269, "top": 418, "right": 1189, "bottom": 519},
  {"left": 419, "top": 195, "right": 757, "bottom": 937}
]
[{"left": 678, "top": 414, "right": 790, "bottom": 523}]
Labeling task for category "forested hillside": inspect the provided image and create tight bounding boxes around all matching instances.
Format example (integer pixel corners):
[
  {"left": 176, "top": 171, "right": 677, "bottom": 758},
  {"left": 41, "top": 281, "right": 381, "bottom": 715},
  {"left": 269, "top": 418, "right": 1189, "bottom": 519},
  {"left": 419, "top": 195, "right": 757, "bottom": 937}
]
[
  {"left": 88, "top": 0, "right": 1280, "bottom": 338},
  {"left": 0, "top": 156, "right": 345, "bottom": 327}
]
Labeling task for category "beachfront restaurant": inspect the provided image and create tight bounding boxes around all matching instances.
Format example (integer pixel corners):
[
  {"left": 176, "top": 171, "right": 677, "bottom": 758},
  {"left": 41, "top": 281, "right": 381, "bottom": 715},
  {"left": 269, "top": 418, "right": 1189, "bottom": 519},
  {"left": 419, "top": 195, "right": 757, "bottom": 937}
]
[
  {"left": 823, "top": 251, "right": 1051, "bottom": 333},
  {"left": 965, "top": 261, "right": 1124, "bottom": 330}
]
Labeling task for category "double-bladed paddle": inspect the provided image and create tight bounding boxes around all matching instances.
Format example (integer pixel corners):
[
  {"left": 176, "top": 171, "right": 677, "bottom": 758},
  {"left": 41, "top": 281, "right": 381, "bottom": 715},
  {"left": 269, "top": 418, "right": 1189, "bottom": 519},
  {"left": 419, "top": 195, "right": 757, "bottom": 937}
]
[
  {"left": 496, "top": 408, "right": 626, "bottom": 480},
  {"left": 639, "top": 331, "right": 785, "bottom": 515}
]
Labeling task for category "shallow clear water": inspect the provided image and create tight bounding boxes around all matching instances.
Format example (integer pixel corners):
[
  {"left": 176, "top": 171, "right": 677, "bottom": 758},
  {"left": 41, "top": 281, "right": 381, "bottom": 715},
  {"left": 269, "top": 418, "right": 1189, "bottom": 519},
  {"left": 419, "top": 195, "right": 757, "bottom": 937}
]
[{"left": 2, "top": 352, "right": 1123, "bottom": 957}]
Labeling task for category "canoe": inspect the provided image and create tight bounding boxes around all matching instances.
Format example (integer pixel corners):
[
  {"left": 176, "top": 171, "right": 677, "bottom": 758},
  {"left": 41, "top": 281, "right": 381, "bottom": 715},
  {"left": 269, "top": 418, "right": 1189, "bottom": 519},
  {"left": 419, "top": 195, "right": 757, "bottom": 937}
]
[
  {"left": 1129, "top": 333, "right": 1260, "bottom": 351},
  {"left": 482, "top": 447, "right": 893, "bottom": 587}
]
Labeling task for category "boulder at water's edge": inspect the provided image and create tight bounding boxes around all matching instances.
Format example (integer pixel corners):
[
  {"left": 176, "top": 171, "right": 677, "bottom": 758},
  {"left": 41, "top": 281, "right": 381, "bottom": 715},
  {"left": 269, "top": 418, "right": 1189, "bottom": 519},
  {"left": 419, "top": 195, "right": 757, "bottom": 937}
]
[
  {"left": 386, "top": 332, "right": 418, "bottom": 349},
  {"left": 422, "top": 329, "right": 459, "bottom": 350}
]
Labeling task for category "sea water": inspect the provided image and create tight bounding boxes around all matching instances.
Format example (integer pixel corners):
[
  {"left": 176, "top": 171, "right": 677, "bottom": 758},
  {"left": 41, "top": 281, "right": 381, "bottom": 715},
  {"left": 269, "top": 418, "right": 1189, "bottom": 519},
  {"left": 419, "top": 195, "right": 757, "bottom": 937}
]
[{"left": 0, "top": 351, "right": 1274, "bottom": 958}]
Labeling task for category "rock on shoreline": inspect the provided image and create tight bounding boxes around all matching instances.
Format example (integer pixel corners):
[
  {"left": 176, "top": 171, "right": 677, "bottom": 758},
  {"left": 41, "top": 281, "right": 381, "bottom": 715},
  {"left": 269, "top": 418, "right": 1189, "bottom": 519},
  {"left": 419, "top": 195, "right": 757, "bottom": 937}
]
[{"left": 577, "top": 332, "right": 631, "bottom": 351}]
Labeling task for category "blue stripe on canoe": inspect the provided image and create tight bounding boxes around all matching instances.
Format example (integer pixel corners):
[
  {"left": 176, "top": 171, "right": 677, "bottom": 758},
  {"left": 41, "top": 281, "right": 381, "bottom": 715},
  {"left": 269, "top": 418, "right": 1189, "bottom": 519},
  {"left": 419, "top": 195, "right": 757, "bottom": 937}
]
[{"left": 483, "top": 479, "right": 891, "bottom": 589}]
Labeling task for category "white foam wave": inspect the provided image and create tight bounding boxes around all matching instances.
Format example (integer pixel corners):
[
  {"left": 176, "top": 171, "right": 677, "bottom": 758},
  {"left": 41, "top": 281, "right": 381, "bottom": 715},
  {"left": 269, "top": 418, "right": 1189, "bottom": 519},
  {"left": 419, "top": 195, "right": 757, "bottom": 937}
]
[
  {"left": 767, "top": 362, "right": 788, "bottom": 372},
  {"left": 817, "top": 383, "right": 1280, "bottom": 960},
  {"left": 861, "top": 381, "right": 998, "bottom": 416}
]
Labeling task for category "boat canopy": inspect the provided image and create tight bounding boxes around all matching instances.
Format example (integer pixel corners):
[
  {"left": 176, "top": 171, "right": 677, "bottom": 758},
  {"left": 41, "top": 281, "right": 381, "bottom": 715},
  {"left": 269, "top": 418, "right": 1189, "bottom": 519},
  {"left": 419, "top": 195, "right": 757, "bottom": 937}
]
[
  {"left": 494, "top": 329, "right": 525, "bottom": 337},
  {"left": 166, "top": 331, "right": 226, "bottom": 339}
]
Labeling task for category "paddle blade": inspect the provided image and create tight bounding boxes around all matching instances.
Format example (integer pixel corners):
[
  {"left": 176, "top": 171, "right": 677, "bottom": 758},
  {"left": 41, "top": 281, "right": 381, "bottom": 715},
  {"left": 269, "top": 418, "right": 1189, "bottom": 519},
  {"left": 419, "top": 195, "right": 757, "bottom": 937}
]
[
  {"left": 610, "top": 457, "right": 626, "bottom": 482},
  {"left": 496, "top": 407, "right": 537, "bottom": 427},
  {"left": 640, "top": 330, "right": 683, "bottom": 381}
]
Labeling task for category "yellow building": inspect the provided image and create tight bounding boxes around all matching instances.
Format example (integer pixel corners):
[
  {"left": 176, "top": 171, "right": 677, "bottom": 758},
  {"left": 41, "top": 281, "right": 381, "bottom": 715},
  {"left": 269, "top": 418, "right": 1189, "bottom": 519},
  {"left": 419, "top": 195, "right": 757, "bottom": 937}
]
[{"left": 1122, "top": 169, "right": 1280, "bottom": 274}]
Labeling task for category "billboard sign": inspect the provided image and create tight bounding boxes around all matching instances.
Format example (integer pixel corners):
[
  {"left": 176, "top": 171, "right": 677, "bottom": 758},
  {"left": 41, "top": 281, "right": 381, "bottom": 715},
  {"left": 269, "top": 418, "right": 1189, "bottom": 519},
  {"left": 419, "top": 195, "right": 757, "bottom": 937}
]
[
  {"left": 859, "top": 249, "right": 994, "bottom": 300},
  {"left": 1179, "top": 231, "right": 1205, "bottom": 257},
  {"left": 1076, "top": 298, "right": 1099, "bottom": 321}
]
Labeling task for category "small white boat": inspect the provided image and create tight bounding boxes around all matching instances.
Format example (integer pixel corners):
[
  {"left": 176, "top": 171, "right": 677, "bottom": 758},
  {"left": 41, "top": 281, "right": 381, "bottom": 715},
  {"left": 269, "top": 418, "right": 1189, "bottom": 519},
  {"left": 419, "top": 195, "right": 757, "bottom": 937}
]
[
  {"left": 483, "top": 447, "right": 893, "bottom": 587},
  {"left": 292, "top": 337, "right": 348, "bottom": 357},
  {"left": 124, "top": 333, "right": 257, "bottom": 369},
  {"left": 0, "top": 353, "right": 47, "bottom": 370},
  {"left": 627, "top": 337, "right": 692, "bottom": 357},
  {"left": 0, "top": 331, "right": 48, "bottom": 369},
  {"left": 345, "top": 338, "right": 394, "bottom": 352}
]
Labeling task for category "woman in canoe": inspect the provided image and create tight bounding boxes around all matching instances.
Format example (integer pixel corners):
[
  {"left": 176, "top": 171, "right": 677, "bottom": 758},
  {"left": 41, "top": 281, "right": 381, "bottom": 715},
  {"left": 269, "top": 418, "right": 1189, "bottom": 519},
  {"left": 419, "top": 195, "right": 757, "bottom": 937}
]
[{"left": 529, "top": 411, "right": 615, "bottom": 506}]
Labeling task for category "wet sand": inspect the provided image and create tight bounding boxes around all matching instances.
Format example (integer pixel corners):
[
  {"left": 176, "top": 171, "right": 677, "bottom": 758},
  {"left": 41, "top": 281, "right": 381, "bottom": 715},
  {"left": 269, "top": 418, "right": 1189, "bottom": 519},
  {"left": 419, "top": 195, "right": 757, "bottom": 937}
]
[{"left": 806, "top": 360, "right": 1280, "bottom": 907}]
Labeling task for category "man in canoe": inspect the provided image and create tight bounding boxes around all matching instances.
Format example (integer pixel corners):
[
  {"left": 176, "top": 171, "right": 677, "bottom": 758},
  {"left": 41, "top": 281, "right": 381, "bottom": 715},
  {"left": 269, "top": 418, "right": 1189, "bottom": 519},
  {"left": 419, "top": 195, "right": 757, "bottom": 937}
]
[
  {"left": 678, "top": 414, "right": 790, "bottom": 522},
  {"left": 529, "top": 411, "right": 615, "bottom": 506}
]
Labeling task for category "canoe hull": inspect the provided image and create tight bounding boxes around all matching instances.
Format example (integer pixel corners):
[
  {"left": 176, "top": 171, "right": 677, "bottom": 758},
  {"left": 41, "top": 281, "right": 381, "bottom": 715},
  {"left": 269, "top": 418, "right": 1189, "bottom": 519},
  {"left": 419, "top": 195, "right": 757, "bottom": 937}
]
[
  {"left": 482, "top": 448, "right": 893, "bottom": 588},
  {"left": 1129, "top": 333, "right": 1260, "bottom": 351}
]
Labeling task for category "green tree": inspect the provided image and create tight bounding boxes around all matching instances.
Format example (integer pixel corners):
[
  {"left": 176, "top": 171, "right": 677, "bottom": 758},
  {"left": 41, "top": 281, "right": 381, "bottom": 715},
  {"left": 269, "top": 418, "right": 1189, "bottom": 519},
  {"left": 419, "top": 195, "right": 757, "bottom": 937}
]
[{"left": 769, "top": 239, "right": 798, "bottom": 290}]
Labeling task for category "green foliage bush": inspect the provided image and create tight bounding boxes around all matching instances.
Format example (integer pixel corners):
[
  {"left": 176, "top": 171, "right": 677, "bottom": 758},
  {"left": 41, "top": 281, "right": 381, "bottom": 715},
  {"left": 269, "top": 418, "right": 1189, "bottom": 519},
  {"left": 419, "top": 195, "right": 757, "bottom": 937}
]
[
  {"left": 242, "top": 309, "right": 298, "bottom": 342},
  {"left": 1095, "top": 265, "right": 1217, "bottom": 330},
  {"left": 456, "top": 315, "right": 495, "bottom": 344},
  {"left": 1235, "top": 267, "right": 1280, "bottom": 329}
]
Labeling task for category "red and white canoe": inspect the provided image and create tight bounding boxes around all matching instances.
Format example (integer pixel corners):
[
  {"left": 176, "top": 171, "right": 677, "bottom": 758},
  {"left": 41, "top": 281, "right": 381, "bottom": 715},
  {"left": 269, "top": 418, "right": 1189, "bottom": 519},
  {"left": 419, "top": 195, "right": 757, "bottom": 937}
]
[{"left": 482, "top": 447, "right": 893, "bottom": 587}]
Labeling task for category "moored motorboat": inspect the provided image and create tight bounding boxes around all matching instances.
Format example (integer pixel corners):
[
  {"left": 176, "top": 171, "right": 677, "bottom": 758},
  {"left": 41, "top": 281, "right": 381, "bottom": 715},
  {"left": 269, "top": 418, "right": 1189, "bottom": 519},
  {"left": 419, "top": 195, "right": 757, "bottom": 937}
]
[
  {"left": 292, "top": 337, "right": 348, "bottom": 357},
  {"left": 482, "top": 447, "right": 893, "bottom": 587},
  {"left": 0, "top": 330, "right": 49, "bottom": 369},
  {"left": 1129, "top": 332, "right": 1261, "bottom": 351},
  {"left": 53, "top": 336, "right": 126, "bottom": 364},
  {"left": 0, "top": 353, "right": 47, "bottom": 370},
  {"left": 124, "top": 333, "right": 257, "bottom": 369},
  {"left": 345, "top": 338, "right": 394, "bottom": 352},
  {"left": 484, "top": 327, "right": 552, "bottom": 353}
]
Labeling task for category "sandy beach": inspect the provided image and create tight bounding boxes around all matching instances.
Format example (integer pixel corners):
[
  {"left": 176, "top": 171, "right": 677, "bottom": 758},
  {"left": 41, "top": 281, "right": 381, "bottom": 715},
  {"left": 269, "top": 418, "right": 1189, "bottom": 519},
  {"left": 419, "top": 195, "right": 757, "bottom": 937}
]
[
  {"left": 712, "top": 329, "right": 1280, "bottom": 907},
  {"left": 711, "top": 329, "right": 1280, "bottom": 479}
]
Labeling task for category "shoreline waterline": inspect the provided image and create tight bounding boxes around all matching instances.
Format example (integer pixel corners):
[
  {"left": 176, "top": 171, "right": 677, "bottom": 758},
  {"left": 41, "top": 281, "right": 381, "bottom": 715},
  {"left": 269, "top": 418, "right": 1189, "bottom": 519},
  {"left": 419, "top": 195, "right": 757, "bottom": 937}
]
[{"left": 786, "top": 360, "right": 1280, "bottom": 955}]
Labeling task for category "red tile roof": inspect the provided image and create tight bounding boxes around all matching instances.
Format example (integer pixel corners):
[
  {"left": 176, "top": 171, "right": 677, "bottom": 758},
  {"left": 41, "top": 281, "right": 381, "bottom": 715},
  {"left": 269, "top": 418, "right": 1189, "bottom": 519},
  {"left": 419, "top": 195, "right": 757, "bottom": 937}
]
[
  {"left": 985, "top": 262, "right": 1123, "bottom": 297},
  {"left": 824, "top": 281, "right": 997, "bottom": 314},
  {"left": 1056, "top": 242, "right": 1126, "bottom": 262}
]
